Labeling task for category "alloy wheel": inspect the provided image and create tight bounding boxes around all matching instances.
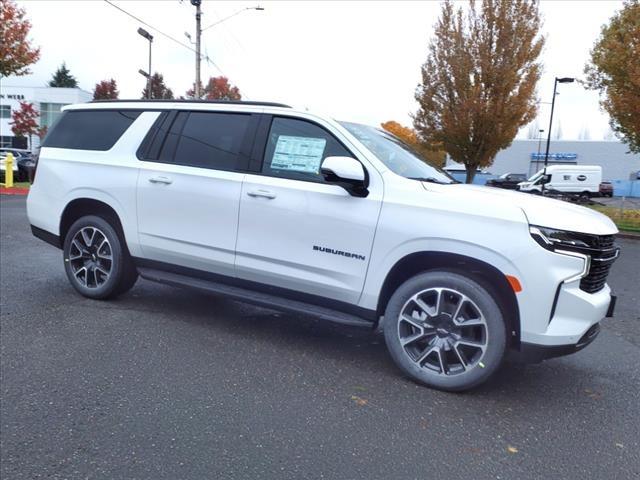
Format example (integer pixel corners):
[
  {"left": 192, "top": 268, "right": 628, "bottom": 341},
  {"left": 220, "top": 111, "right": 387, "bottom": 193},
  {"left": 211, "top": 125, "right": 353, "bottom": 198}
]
[
  {"left": 68, "top": 227, "right": 113, "bottom": 288},
  {"left": 397, "top": 288, "right": 488, "bottom": 376}
]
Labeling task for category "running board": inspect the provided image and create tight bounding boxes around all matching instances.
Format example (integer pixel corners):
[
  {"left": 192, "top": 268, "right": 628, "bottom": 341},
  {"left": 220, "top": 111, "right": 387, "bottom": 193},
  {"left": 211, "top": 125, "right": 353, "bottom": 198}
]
[{"left": 137, "top": 267, "right": 374, "bottom": 328}]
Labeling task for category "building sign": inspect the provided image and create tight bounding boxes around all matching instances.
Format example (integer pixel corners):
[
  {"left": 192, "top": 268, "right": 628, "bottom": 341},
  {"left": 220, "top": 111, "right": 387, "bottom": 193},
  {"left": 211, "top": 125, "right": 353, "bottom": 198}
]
[
  {"left": 0, "top": 94, "right": 26, "bottom": 100},
  {"left": 530, "top": 152, "right": 578, "bottom": 161}
]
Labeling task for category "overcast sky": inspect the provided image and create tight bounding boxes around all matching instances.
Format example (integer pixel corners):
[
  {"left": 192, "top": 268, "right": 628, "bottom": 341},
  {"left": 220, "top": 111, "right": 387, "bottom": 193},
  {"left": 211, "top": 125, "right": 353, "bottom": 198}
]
[{"left": 5, "top": 0, "right": 624, "bottom": 140}]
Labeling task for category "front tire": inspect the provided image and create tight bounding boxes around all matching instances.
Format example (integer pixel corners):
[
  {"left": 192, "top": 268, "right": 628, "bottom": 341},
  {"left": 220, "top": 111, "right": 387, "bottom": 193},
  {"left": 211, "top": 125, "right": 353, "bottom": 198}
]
[
  {"left": 63, "top": 215, "right": 138, "bottom": 299},
  {"left": 383, "top": 271, "right": 507, "bottom": 392}
]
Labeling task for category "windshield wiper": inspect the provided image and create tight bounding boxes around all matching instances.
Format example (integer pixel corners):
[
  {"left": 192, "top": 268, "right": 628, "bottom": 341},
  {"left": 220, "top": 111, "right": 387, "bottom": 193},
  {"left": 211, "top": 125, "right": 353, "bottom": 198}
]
[{"left": 408, "top": 176, "right": 451, "bottom": 184}]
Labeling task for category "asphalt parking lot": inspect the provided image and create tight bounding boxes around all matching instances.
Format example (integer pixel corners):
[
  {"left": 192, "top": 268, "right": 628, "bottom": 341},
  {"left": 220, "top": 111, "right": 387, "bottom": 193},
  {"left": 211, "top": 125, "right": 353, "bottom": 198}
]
[{"left": 1, "top": 195, "right": 639, "bottom": 479}]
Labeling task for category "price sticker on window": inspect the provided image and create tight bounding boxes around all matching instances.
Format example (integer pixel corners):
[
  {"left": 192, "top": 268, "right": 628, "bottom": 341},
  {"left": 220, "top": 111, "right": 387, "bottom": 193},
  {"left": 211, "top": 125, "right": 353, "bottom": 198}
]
[{"left": 271, "top": 135, "right": 327, "bottom": 174}]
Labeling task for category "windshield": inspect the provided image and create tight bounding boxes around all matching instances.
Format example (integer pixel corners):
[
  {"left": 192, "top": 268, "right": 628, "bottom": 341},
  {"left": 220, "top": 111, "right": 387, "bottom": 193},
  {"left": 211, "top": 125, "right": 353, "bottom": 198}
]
[
  {"left": 340, "top": 121, "right": 455, "bottom": 184},
  {"left": 527, "top": 170, "right": 544, "bottom": 182}
]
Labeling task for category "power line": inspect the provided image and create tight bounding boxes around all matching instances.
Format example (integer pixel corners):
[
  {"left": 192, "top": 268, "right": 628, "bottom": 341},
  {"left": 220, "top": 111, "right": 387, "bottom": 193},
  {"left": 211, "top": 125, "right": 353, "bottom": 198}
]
[
  {"left": 104, "top": 0, "right": 251, "bottom": 99},
  {"left": 103, "top": 0, "right": 225, "bottom": 76}
]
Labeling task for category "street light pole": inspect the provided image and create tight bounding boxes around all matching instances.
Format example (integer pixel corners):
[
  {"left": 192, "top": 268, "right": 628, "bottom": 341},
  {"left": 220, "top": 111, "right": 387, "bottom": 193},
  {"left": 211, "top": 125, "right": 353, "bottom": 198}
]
[
  {"left": 201, "top": 6, "right": 264, "bottom": 32},
  {"left": 536, "top": 129, "right": 544, "bottom": 157},
  {"left": 541, "top": 77, "right": 575, "bottom": 195},
  {"left": 137, "top": 28, "right": 154, "bottom": 99}
]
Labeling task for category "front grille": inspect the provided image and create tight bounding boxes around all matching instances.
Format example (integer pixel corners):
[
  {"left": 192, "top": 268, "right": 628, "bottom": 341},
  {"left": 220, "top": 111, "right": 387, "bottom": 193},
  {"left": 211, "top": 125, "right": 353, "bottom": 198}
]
[{"left": 578, "top": 235, "right": 618, "bottom": 294}]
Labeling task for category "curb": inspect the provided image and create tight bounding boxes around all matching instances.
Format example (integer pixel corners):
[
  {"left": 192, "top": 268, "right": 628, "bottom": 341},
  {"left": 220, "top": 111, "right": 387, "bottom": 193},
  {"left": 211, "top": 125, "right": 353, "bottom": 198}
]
[
  {"left": 0, "top": 187, "right": 30, "bottom": 196},
  {"left": 616, "top": 231, "right": 640, "bottom": 241}
]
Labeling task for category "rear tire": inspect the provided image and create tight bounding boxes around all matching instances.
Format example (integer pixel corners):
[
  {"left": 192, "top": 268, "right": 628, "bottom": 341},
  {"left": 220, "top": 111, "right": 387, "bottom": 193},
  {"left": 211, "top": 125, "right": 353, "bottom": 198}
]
[
  {"left": 383, "top": 271, "right": 507, "bottom": 392},
  {"left": 63, "top": 215, "right": 138, "bottom": 299}
]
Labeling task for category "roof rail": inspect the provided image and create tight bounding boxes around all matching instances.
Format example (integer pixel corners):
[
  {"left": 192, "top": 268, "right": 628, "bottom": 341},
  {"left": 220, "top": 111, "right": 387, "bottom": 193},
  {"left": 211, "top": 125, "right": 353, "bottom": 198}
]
[{"left": 90, "top": 99, "right": 291, "bottom": 108}]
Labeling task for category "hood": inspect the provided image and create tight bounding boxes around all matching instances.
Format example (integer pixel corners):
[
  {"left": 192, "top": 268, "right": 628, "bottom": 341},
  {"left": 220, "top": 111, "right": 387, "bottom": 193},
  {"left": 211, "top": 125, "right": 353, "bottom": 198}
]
[{"left": 426, "top": 183, "right": 618, "bottom": 235}]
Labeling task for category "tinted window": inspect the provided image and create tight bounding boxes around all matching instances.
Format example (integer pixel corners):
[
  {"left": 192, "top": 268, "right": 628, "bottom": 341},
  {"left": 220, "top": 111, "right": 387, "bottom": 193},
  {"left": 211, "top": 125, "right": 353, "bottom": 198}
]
[
  {"left": 172, "top": 112, "right": 251, "bottom": 171},
  {"left": 158, "top": 112, "right": 188, "bottom": 164},
  {"left": 263, "top": 117, "right": 353, "bottom": 182},
  {"left": 43, "top": 110, "right": 141, "bottom": 150}
]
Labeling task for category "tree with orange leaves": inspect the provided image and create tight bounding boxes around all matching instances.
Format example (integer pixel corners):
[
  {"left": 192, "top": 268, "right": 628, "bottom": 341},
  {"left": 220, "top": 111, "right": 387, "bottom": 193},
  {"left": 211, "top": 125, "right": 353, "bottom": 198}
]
[
  {"left": 93, "top": 79, "right": 119, "bottom": 100},
  {"left": 0, "top": 0, "right": 41, "bottom": 77},
  {"left": 381, "top": 121, "right": 446, "bottom": 167},
  {"left": 186, "top": 76, "right": 241, "bottom": 101},
  {"left": 9, "top": 101, "right": 40, "bottom": 150},
  {"left": 414, "top": 0, "right": 544, "bottom": 183}
]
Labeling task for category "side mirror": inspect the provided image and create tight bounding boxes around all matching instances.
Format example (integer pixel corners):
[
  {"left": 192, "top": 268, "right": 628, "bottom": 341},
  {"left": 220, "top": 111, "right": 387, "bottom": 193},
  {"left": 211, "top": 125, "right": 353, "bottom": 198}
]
[{"left": 320, "top": 156, "right": 369, "bottom": 197}]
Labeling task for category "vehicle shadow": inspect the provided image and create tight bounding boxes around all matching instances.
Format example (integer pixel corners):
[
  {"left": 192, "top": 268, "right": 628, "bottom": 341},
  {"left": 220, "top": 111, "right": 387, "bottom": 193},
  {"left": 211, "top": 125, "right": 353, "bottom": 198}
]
[{"left": 101, "top": 280, "right": 629, "bottom": 403}]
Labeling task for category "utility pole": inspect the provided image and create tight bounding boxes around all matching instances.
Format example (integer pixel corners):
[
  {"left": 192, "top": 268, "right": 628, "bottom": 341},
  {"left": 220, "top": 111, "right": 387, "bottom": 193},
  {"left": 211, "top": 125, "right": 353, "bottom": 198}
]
[{"left": 191, "top": 0, "right": 202, "bottom": 99}]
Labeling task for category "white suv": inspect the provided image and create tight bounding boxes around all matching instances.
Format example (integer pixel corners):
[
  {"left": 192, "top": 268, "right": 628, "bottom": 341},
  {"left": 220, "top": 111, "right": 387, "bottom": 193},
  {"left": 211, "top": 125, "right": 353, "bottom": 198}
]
[{"left": 27, "top": 100, "right": 620, "bottom": 391}]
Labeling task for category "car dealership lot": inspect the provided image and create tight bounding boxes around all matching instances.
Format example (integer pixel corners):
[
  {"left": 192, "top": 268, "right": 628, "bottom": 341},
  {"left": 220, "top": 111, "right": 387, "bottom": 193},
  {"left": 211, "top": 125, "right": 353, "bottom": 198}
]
[{"left": 1, "top": 196, "right": 639, "bottom": 479}]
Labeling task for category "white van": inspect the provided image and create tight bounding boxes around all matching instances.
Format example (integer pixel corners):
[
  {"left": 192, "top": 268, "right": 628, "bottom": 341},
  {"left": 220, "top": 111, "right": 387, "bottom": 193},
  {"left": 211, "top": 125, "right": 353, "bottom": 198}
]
[{"left": 518, "top": 165, "right": 602, "bottom": 197}]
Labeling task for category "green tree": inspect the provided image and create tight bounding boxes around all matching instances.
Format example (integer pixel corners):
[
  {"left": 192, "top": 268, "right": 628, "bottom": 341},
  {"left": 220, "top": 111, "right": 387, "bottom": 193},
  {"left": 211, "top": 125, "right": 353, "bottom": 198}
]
[
  {"left": 584, "top": 0, "right": 640, "bottom": 153},
  {"left": 141, "top": 73, "right": 174, "bottom": 100},
  {"left": 48, "top": 62, "right": 78, "bottom": 88},
  {"left": 414, "top": 0, "right": 544, "bottom": 183}
]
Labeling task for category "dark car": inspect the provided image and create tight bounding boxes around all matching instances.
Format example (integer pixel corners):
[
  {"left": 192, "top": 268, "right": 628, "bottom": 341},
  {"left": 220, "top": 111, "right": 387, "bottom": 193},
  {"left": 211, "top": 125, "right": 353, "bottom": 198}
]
[
  {"left": 486, "top": 173, "right": 527, "bottom": 190},
  {"left": 599, "top": 181, "right": 614, "bottom": 197},
  {"left": 0, "top": 148, "right": 32, "bottom": 182}
]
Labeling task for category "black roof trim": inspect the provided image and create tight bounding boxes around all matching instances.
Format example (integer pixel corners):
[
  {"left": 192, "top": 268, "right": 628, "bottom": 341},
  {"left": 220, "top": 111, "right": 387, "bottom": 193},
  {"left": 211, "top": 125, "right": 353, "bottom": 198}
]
[{"left": 90, "top": 99, "right": 291, "bottom": 108}]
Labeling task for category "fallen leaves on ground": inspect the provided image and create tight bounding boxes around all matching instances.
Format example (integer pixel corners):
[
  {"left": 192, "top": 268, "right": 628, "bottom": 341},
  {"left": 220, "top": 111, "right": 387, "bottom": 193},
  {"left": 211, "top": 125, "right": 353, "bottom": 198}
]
[{"left": 350, "top": 395, "right": 368, "bottom": 406}]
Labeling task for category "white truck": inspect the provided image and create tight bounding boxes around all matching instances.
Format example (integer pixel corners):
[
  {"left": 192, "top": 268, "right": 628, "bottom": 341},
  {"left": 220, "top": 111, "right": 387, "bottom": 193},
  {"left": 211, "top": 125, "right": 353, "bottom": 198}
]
[{"left": 517, "top": 165, "right": 602, "bottom": 198}]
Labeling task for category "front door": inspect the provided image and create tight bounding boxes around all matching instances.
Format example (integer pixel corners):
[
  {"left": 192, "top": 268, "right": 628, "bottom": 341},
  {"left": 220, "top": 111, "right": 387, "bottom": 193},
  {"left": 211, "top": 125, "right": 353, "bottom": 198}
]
[{"left": 235, "top": 116, "right": 382, "bottom": 304}]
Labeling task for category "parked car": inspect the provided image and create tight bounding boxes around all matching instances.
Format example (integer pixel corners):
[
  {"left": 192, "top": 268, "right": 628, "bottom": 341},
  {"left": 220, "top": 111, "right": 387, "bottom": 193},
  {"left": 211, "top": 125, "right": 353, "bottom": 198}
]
[
  {"left": 518, "top": 165, "right": 602, "bottom": 198},
  {"left": 0, "top": 148, "right": 32, "bottom": 182},
  {"left": 486, "top": 173, "right": 527, "bottom": 190},
  {"left": 27, "top": 100, "right": 620, "bottom": 391},
  {"left": 599, "top": 181, "right": 614, "bottom": 197}
]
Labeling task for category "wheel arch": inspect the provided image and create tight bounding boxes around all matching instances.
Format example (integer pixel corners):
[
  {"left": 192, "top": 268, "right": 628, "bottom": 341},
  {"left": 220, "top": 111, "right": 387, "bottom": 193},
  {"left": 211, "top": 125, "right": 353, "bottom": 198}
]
[
  {"left": 59, "top": 198, "right": 128, "bottom": 251},
  {"left": 376, "top": 251, "right": 521, "bottom": 348}
]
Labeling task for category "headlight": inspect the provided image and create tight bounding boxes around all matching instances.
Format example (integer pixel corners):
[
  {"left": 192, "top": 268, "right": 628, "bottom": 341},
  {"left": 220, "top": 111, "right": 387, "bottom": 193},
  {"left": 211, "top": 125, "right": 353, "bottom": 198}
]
[
  {"left": 529, "top": 226, "right": 591, "bottom": 250},
  {"left": 530, "top": 226, "right": 594, "bottom": 282}
]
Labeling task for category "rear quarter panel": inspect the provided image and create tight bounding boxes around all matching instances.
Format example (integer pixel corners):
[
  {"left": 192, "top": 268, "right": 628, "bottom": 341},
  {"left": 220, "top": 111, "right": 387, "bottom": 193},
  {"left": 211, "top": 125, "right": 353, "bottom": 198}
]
[{"left": 26, "top": 111, "right": 160, "bottom": 257}]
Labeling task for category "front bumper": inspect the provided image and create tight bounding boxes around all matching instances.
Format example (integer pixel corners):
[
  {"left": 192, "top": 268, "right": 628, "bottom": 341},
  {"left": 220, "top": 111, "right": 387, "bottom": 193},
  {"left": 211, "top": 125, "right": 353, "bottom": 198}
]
[
  {"left": 511, "top": 323, "right": 602, "bottom": 363},
  {"left": 511, "top": 291, "right": 616, "bottom": 363}
]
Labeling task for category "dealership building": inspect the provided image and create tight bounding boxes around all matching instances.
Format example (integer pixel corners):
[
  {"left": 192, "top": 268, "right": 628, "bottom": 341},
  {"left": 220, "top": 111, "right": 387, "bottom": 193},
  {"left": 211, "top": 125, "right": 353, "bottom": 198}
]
[
  {"left": 446, "top": 139, "right": 640, "bottom": 182},
  {"left": 0, "top": 85, "right": 92, "bottom": 150}
]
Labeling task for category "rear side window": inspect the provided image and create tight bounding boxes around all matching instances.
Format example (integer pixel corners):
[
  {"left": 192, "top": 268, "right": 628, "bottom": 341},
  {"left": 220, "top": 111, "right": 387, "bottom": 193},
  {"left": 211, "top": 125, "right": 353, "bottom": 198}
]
[
  {"left": 172, "top": 112, "right": 252, "bottom": 171},
  {"left": 43, "top": 110, "right": 141, "bottom": 151}
]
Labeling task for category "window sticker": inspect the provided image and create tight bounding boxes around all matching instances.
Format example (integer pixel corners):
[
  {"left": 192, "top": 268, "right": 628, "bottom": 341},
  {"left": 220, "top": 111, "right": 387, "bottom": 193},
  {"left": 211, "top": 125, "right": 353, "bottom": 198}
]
[{"left": 271, "top": 135, "right": 327, "bottom": 173}]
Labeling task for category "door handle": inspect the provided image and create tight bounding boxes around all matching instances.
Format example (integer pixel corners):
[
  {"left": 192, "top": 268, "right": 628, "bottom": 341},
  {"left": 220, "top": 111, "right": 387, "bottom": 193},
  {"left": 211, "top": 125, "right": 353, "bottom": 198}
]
[
  {"left": 247, "top": 189, "right": 276, "bottom": 199},
  {"left": 148, "top": 176, "right": 173, "bottom": 185}
]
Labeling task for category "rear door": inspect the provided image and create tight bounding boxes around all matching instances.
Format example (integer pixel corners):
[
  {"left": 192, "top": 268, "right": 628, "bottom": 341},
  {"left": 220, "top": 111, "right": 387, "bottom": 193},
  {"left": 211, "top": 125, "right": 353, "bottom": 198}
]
[
  {"left": 136, "top": 110, "right": 258, "bottom": 276},
  {"left": 235, "top": 115, "right": 383, "bottom": 305}
]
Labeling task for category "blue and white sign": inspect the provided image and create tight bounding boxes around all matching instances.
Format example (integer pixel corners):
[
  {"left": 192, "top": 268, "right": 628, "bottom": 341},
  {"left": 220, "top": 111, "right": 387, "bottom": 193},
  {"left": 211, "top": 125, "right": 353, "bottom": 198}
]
[{"left": 530, "top": 153, "right": 578, "bottom": 161}]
